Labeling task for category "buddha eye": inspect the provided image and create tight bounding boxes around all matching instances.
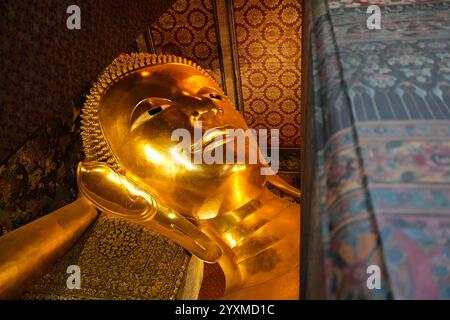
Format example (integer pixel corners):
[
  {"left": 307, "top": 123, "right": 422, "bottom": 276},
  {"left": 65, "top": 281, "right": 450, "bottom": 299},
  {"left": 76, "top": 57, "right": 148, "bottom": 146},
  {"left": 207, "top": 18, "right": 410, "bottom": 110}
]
[
  {"left": 209, "top": 93, "right": 222, "bottom": 101},
  {"left": 148, "top": 104, "right": 171, "bottom": 116},
  {"left": 148, "top": 106, "right": 162, "bottom": 116},
  {"left": 130, "top": 98, "right": 173, "bottom": 131}
]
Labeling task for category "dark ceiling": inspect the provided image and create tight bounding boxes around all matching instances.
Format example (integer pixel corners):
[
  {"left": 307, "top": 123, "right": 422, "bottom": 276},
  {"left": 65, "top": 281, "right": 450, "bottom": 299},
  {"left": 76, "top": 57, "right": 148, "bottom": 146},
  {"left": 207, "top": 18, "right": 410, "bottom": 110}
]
[{"left": 0, "top": 0, "right": 177, "bottom": 163}]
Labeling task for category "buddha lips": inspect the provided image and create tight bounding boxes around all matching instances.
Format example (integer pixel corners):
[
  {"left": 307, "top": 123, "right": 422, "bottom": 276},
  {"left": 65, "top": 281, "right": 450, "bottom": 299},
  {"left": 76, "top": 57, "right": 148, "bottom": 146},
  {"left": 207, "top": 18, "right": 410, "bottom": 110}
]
[{"left": 171, "top": 120, "right": 280, "bottom": 175}]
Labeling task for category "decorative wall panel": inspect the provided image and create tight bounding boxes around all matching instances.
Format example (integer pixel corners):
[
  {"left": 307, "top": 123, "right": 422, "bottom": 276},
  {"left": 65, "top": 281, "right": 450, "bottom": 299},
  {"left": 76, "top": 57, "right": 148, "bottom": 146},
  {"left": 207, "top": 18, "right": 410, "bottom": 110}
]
[
  {"left": 149, "top": 0, "right": 224, "bottom": 87},
  {"left": 232, "top": 0, "right": 302, "bottom": 148}
]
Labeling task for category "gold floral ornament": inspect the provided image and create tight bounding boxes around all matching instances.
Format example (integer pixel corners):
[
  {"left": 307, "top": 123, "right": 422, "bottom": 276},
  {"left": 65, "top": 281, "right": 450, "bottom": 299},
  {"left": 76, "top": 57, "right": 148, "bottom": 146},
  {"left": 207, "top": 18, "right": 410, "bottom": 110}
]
[{"left": 99, "top": 226, "right": 139, "bottom": 259}]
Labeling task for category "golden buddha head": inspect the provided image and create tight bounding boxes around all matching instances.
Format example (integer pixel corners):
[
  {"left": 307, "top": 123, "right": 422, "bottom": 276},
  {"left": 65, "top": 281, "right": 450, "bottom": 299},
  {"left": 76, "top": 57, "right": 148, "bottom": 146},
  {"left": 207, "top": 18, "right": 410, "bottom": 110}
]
[{"left": 79, "top": 53, "right": 265, "bottom": 221}]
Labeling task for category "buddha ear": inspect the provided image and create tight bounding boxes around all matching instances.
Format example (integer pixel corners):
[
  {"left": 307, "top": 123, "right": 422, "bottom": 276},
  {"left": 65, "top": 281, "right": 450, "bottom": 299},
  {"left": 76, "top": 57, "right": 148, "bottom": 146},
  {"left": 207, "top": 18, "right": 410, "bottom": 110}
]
[
  {"left": 77, "top": 161, "right": 157, "bottom": 221},
  {"left": 76, "top": 162, "right": 222, "bottom": 262}
]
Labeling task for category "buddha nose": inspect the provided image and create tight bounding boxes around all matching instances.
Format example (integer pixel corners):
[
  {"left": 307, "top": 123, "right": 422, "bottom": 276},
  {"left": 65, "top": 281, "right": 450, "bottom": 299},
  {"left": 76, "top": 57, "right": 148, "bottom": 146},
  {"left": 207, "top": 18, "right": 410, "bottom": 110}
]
[{"left": 189, "top": 103, "right": 224, "bottom": 125}]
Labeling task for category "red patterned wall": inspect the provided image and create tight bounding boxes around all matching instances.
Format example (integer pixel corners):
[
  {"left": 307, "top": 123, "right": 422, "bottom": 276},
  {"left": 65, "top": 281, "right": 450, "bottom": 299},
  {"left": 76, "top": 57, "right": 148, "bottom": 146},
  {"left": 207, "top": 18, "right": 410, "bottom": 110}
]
[
  {"left": 150, "top": 0, "right": 223, "bottom": 87},
  {"left": 233, "top": 0, "right": 302, "bottom": 148},
  {"left": 149, "top": 0, "right": 302, "bottom": 148}
]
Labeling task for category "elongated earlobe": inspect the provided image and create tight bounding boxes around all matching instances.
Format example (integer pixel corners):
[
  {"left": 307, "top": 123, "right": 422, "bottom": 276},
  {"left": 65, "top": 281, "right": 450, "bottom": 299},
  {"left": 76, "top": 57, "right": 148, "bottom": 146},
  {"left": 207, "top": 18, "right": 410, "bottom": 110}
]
[
  {"left": 76, "top": 162, "right": 222, "bottom": 262},
  {"left": 77, "top": 161, "right": 157, "bottom": 221}
]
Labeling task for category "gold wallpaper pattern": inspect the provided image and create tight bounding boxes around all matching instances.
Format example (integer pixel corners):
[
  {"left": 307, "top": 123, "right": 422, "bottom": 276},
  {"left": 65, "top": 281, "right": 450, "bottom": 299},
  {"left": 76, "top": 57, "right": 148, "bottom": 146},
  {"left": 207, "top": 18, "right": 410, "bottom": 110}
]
[
  {"left": 150, "top": 0, "right": 224, "bottom": 87},
  {"left": 233, "top": 0, "right": 302, "bottom": 147}
]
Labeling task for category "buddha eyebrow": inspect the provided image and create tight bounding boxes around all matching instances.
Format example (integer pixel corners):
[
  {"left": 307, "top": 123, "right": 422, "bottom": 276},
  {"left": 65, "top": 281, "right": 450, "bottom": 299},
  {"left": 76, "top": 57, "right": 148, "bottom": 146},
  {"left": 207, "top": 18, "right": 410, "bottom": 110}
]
[
  {"left": 131, "top": 97, "right": 172, "bottom": 116},
  {"left": 130, "top": 98, "right": 173, "bottom": 131},
  {"left": 196, "top": 86, "right": 223, "bottom": 97}
]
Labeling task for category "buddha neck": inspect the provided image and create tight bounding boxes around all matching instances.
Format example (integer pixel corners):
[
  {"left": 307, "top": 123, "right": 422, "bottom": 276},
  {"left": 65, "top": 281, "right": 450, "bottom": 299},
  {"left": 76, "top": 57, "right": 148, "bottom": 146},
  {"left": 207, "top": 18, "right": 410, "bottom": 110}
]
[{"left": 199, "top": 187, "right": 300, "bottom": 294}]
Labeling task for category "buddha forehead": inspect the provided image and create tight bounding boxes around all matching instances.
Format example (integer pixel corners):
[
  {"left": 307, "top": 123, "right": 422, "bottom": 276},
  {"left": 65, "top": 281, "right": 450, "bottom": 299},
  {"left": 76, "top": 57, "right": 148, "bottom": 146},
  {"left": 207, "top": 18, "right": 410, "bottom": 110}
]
[{"left": 100, "top": 63, "right": 221, "bottom": 107}]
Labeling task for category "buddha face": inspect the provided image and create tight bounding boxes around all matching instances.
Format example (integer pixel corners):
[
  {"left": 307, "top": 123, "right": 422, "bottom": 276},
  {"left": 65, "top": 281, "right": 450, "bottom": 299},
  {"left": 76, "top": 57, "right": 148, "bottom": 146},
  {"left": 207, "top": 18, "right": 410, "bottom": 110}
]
[{"left": 98, "top": 63, "right": 265, "bottom": 219}]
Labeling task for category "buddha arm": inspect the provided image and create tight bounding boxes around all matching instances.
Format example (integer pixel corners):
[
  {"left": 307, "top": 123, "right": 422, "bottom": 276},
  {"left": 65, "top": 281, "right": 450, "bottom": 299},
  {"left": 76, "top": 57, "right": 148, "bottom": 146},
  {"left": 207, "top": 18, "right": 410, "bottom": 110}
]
[{"left": 0, "top": 196, "right": 98, "bottom": 299}]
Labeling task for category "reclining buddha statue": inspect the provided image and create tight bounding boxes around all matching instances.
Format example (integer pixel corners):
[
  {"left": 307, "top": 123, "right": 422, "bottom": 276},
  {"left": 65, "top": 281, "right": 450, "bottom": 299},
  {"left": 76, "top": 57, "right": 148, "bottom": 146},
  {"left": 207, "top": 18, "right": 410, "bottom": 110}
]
[{"left": 0, "top": 53, "right": 301, "bottom": 300}]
